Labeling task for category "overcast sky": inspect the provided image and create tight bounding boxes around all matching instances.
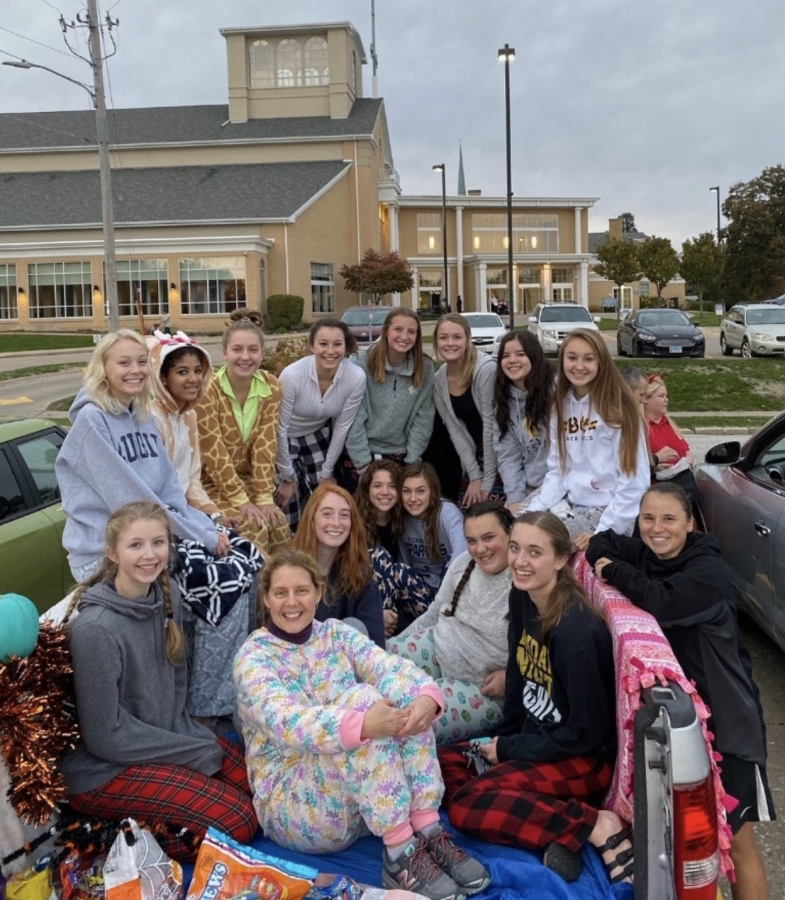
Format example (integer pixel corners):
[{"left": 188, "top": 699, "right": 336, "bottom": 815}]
[{"left": 2, "top": 0, "right": 784, "bottom": 248}]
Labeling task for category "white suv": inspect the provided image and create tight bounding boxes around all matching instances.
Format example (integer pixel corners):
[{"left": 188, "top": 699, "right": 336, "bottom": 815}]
[
  {"left": 720, "top": 303, "right": 785, "bottom": 357},
  {"left": 527, "top": 302, "right": 601, "bottom": 356}
]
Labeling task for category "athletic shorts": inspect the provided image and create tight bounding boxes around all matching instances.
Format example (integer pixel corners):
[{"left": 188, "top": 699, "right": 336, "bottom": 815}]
[{"left": 720, "top": 754, "right": 776, "bottom": 834}]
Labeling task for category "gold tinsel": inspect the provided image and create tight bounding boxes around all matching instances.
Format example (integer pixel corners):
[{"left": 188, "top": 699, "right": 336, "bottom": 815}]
[{"left": 0, "top": 621, "right": 81, "bottom": 825}]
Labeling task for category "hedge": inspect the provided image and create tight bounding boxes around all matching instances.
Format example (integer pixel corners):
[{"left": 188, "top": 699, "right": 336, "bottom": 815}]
[{"left": 267, "top": 294, "right": 304, "bottom": 331}]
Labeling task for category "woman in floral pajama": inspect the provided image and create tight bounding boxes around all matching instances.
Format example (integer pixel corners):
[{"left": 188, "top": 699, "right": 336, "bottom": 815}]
[{"left": 234, "top": 549, "right": 489, "bottom": 900}]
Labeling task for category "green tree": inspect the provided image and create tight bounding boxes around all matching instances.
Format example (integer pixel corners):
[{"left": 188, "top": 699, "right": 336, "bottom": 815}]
[
  {"left": 594, "top": 239, "right": 640, "bottom": 320},
  {"left": 723, "top": 165, "right": 785, "bottom": 303},
  {"left": 619, "top": 212, "right": 637, "bottom": 234},
  {"left": 680, "top": 233, "right": 724, "bottom": 315},
  {"left": 340, "top": 248, "right": 414, "bottom": 305},
  {"left": 637, "top": 236, "right": 680, "bottom": 304}
]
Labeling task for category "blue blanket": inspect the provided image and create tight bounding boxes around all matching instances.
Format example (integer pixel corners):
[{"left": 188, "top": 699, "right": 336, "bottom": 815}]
[{"left": 183, "top": 817, "right": 633, "bottom": 900}]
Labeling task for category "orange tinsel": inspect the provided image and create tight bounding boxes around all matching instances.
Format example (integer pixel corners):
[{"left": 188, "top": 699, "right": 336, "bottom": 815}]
[{"left": 0, "top": 621, "right": 81, "bottom": 825}]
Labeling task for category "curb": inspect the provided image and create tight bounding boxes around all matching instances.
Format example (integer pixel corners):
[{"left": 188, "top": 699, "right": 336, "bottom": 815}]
[{"left": 690, "top": 426, "right": 756, "bottom": 435}]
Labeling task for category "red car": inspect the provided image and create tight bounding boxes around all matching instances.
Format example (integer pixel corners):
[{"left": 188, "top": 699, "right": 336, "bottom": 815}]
[{"left": 341, "top": 305, "right": 394, "bottom": 341}]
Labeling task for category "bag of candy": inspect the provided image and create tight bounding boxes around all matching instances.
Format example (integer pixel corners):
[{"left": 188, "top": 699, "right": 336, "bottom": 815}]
[
  {"left": 186, "top": 829, "right": 316, "bottom": 900},
  {"left": 104, "top": 820, "right": 182, "bottom": 900}
]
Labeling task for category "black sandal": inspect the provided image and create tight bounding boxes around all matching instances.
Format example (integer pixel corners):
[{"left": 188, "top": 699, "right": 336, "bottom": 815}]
[
  {"left": 597, "top": 828, "right": 634, "bottom": 884},
  {"left": 543, "top": 842, "right": 584, "bottom": 883}
]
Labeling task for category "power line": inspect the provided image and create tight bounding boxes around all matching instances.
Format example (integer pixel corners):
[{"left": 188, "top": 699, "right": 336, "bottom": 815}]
[
  {"left": 0, "top": 110, "right": 92, "bottom": 143},
  {"left": 0, "top": 24, "right": 76, "bottom": 59}
]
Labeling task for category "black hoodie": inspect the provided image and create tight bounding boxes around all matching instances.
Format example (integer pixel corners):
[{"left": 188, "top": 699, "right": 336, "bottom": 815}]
[
  {"left": 60, "top": 581, "right": 223, "bottom": 795},
  {"left": 494, "top": 587, "right": 617, "bottom": 764},
  {"left": 586, "top": 530, "right": 766, "bottom": 765}
]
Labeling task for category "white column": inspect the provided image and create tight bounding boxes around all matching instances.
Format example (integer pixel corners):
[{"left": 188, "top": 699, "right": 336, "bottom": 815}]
[
  {"left": 579, "top": 260, "right": 589, "bottom": 309},
  {"left": 541, "top": 263, "right": 552, "bottom": 302},
  {"left": 574, "top": 207, "right": 583, "bottom": 254},
  {"left": 455, "top": 206, "right": 464, "bottom": 302},
  {"left": 390, "top": 205, "right": 401, "bottom": 306},
  {"left": 478, "top": 261, "right": 488, "bottom": 312},
  {"left": 512, "top": 264, "right": 518, "bottom": 314},
  {"left": 411, "top": 266, "right": 419, "bottom": 310}
]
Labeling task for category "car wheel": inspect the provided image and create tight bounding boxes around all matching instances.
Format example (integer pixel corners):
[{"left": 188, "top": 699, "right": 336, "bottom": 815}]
[
  {"left": 720, "top": 333, "right": 733, "bottom": 356},
  {"left": 617, "top": 339, "right": 626, "bottom": 357},
  {"left": 741, "top": 339, "right": 753, "bottom": 359},
  {"left": 631, "top": 339, "right": 641, "bottom": 357}
]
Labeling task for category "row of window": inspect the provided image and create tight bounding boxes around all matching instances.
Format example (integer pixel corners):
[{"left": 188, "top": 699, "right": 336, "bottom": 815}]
[
  {"left": 416, "top": 213, "right": 561, "bottom": 256},
  {"left": 248, "top": 36, "right": 355, "bottom": 91}
]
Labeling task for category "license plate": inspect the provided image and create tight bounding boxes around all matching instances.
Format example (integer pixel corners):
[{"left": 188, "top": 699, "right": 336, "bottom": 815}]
[{"left": 669, "top": 346, "right": 682, "bottom": 354}]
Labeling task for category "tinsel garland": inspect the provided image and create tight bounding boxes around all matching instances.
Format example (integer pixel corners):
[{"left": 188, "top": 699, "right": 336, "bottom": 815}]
[{"left": 0, "top": 622, "right": 81, "bottom": 825}]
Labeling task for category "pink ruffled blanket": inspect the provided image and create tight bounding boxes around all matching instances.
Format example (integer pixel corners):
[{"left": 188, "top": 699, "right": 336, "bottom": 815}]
[{"left": 573, "top": 553, "right": 735, "bottom": 880}]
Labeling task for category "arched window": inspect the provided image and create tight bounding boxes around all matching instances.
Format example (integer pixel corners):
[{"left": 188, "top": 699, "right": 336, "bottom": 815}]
[
  {"left": 276, "top": 38, "right": 302, "bottom": 87},
  {"left": 249, "top": 40, "right": 273, "bottom": 88},
  {"left": 304, "top": 37, "right": 329, "bottom": 85}
]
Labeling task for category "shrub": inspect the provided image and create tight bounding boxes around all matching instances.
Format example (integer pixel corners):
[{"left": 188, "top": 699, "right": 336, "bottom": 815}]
[
  {"left": 260, "top": 336, "right": 311, "bottom": 377},
  {"left": 267, "top": 294, "right": 304, "bottom": 331}
]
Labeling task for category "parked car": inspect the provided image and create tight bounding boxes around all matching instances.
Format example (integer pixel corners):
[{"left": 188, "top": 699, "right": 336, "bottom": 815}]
[
  {"left": 0, "top": 419, "right": 69, "bottom": 613},
  {"left": 340, "top": 305, "right": 394, "bottom": 341},
  {"left": 763, "top": 293, "right": 785, "bottom": 307},
  {"left": 527, "top": 302, "right": 601, "bottom": 356},
  {"left": 617, "top": 308, "right": 705, "bottom": 358},
  {"left": 695, "top": 411, "right": 785, "bottom": 652},
  {"left": 719, "top": 303, "right": 785, "bottom": 357},
  {"left": 459, "top": 312, "right": 506, "bottom": 353}
]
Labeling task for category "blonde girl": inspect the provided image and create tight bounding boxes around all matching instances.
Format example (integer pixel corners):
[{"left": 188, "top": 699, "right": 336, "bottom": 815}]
[
  {"left": 196, "top": 309, "right": 290, "bottom": 555},
  {"left": 56, "top": 329, "right": 224, "bottom": 582},
  {"left": 343, "top": 308, "right": 435, "bottom": 491},
  {"left": 433, "top": 314, "right": 501, "bottom": 507},
  {"left": 527, "top": 329, "right": 650, "bottom": 550},
  {"left": 60, "top": 502, "right": 256, "bottom": 862}
]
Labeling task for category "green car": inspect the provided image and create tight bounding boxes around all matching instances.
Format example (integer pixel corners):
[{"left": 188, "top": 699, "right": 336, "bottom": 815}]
[{"left": 0, "top": 419, "right": 70, "bottom": 613}]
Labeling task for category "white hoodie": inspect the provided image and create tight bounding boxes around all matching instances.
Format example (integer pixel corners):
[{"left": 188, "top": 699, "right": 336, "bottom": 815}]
[{"left": 528, "top": 390, "right": 650, "bottom": 534}]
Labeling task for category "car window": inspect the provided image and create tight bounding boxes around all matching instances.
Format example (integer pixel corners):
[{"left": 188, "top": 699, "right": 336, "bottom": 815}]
[
  {"left": 746, "top": 426, "right": 785, "bottom": 486},
  {"left": 15, "top": 432, "right": 63, "bottom": 504},
  {"left": 638, "top": 311, "right": 691, "bottom": 327},
  {"left": 463, "top": 315, "right": 502, "bottom": 327},
  {"left": 746, "top": 308, "right": 785, "bottom": 326},
  {"left": 0, "top": 450, "right": 25, "bottom": 522},
  {"left": 540, "top": 307, "right": 592, "bottom": 324}
]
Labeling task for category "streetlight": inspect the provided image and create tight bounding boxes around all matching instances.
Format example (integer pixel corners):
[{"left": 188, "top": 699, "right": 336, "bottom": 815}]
[
  {"left": 498, "top": 43, "right": 515, "bottom": 330},
  {"left": 432, "top": 164, "right": 448, "bottom": 312},
  {"left": 4, "top": 48, "right": 119, "bottom": 331},
  {"left": 709, "top": 186, "right": 723, "bottom": 312}
]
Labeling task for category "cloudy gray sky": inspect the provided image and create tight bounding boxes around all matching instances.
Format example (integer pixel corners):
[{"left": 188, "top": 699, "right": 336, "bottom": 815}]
[{"left": 2, "top": 0, "right": 784, "bottom": 248}]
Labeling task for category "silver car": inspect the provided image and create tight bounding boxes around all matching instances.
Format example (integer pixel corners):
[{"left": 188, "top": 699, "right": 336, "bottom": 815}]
[
  {"left": 719, "top": 303, "right": 785, "bottom": 357},
  {"left": 695, "top": 413, "right": 785, "bottom": 651},
  {"left": 527, "top": 302, "right": 601, "bottom": 356}
]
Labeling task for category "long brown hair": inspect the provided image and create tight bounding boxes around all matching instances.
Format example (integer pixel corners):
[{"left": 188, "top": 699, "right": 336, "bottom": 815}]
[
  {"left": 401, "top": 462, "right": 443, "bottom": 561},
  {"left": 554, "top": 328, "right": 641, "bottom": 475},
  {"left": 493, "top": 330, "right": 554, "bottom": 439},
  {"left": 309, "top": 317, "right": 358, "bottom": 356},
  {"left": 367, "top": 308, "right": 426, "bottom": 388},
  {"left": 63, "top": 501, "right": 184, "bottom": 666},
  {"left": 510, "top": 511, "right": 601, "bottom": 641},
  {"left": 433, "top": 313, "right": 477, "bottom": 392},
  {"left": 356, "top": 459, "right": 403, "bottom": 545},
  {"left": 293, "top": 484, "right": 372, "bottom": 598},
  {"left": 443, "top": 502, "right": 513, "bottom": 618}
]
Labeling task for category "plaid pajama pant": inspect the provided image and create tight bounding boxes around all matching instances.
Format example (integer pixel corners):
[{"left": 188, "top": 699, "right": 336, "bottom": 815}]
[
  {"left": 67, "top": 737, "right": 257, "bottom": 861},
  {"left": 438, "top": 744, "right": 613, "bottom": 854},
  {"left": 282, "top": 423, "right": 333, "bottom": 530}
]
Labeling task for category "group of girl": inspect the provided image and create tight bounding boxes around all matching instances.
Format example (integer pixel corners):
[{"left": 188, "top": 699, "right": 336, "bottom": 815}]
[{"left": 51, "top": 307, "right": 772, "bottom": 900}]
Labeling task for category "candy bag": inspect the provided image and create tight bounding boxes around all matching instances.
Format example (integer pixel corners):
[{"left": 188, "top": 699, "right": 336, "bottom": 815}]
[
  {"left": 186, "top": 829, "right": 316, "bottom": 900},
  {"left": 59, "top": 854, "right": 105, "bottom": 900},
  {"left": 5, "top": 866, "right": 52, "bottom": 900},
  {"left": 104, "top": 820, "right": 182, "bottom": 900}
]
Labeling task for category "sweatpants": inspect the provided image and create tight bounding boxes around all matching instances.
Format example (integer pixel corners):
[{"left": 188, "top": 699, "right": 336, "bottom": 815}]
[
  {"left": 438, "top": 744, "right": 613, "bottom": 854},
  {"left": 388, "top": 627, "right": 503, "bottom": 746},
  {"left": 67, "top": 737, "right": 256, "bottom": 861}
]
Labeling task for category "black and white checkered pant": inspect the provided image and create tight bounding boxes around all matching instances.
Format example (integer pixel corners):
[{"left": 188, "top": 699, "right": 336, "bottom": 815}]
[{"left": 282, "top": 422, "right": 333, "bottom": 530}]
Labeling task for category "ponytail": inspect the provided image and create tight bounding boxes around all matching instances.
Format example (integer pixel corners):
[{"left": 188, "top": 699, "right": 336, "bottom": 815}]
[
  {"left": 159, "top": 571, "right": 185, "bottom": 666},
  {"left": 442, "top": 558, "right": 475, "bottom": 618}
]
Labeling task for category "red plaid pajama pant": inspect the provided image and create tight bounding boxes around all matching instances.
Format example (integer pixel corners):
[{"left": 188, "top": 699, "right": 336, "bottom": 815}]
[
  {"left": 438, "top": 744, "right": 613, "bottom": 854},
  {"left": 68, "top": 737, "right": 257, "bottom": 861}
]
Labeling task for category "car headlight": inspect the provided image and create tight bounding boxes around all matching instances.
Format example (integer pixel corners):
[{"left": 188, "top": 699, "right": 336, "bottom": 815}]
[
  {"left": 542, "top": 329, "right": 557, "bottom": 338},
  {"left": 752, "top": 332, "right": 774, "bottom": 341},
  {"left": 638, "top": 332, "right": 657, "bottom": 341}
]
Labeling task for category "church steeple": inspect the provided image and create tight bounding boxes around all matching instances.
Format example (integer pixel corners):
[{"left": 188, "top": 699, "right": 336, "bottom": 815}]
[{"left": 457, "top": 141, "right": 467, "bottom": 196}]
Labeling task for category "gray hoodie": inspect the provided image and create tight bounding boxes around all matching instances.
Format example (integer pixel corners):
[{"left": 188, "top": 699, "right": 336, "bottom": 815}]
[
  {"left": 60, "top": 581, "right": 222, "bottom": 795},
  {"left": 492, "top": 384, "right": 549, "bottom": 504},
  {"left": 56, "top": 389, "right": 219, "bottom": 570}
]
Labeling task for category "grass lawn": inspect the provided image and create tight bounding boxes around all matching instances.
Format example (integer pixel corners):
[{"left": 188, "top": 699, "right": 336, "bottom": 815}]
[
  {"left": 615, "top": 358, "right": 785, "bottom": 411},
  {"left": 0, "top": 364, "right": 84, "bottom": 383},
  {"left": 0, "top": 334, "right": 95, "bottom": 353}
]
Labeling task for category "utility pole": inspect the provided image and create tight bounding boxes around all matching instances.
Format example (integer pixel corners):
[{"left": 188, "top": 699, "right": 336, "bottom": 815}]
[
  {"left": 83, "top": 0, "right": 119, "bottom": 332},
  {"left": 370, "top": 0, "right": 379, "bottom": 98}
]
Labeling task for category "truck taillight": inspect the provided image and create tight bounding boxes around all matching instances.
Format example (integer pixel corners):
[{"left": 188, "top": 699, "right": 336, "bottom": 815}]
[{"left": 673, "top": 777, "right": 719, "bottom": 899}]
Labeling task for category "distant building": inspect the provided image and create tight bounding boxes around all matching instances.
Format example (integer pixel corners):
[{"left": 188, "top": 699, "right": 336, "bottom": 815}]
[{"left": 588, "top": 217, "right": 686, "bottom": 312}]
